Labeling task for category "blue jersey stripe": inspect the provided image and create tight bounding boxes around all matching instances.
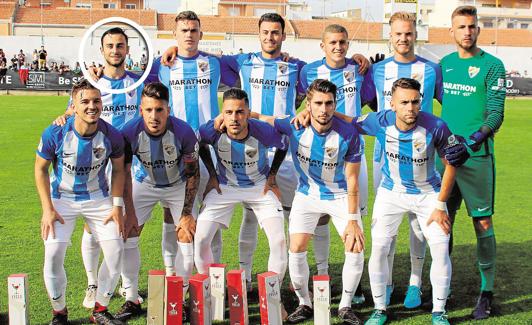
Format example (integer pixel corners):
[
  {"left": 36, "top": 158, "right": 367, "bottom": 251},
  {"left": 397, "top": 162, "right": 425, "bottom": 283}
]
[
  {"left": 261, "top": 63, "right": 278, "bottom": 116},
  {"left": 149, "top": 137, "right": 170, "bottom": 186},
  {"left": 73, "top": 138, "right": 91, "bottom": 201},
  {"left": 184, "top": 61, "right": 200, "bottom": 129},
  {"left": 231, "top": 141, "right": 252, "bottom": 186},
  {"left": 330, "top": 70, "right": 345, "bottom": 113},
  {"left": 309, "top": 134, "right": 331, "bottom": 200}
]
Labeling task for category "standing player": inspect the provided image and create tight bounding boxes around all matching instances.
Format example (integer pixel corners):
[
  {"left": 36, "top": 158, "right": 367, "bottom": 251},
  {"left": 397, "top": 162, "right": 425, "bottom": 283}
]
[
  {"left": 439, "top": 6, "right": 506, "bottom": 319},
  {"left": 299, "top": 24, "right": 373, "bottom": 282},
  {"left": 254, "top": 79, "right": 366, "bottom": 324},
  {"left": 55, "top": 27, "right": 146, "bottom": 309},
  {"left": 364, "top": 12, "right": 444, "bottom": 308},
  {"left": 116, "top": 82, "right": 199, "bottom": 319},
  {"left": 335, "top": 78, "right": 458, "bottom": 325},
  {"left": 194, "top": 88, "right": 288, "bottom": 292},
  {"left": 35, "top": 79, "right": 126, "bottom": 324}
]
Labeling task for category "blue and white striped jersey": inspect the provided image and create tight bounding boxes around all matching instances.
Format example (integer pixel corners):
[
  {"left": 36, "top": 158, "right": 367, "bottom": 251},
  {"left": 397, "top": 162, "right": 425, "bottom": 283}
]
[
  {"left": 199, "top": 119, "right": 288, "bottom": 187},
  {"left": 365, "top": 56, "right": 443, "bottom": 114},
  {"left": 221, "top": 52, "right": 306, "bottom": 118},
  {"left": 36, "top": 117, "right": 124, "bottom": 201},
  {"left": 354, "top": 110, "right": 454, "bottom": 194},
  {"left": 274, "top": 117, "right": 361, "bottom": 200},
  {"left": 158, "top": 52, "right": 223, "bottom": 132},
  {"left": 300, "top": 58, "right": 373, "bottom": 118},
  {"left": 122, "top": 116, "right": 198, "bottom": 187}
]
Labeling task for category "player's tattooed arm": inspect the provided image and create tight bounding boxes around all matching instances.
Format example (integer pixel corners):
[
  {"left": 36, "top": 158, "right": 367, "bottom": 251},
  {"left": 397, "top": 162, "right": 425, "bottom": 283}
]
[
  {"left": 343, "top": 161, "right": 364, "bottom": 253},
  {"left": 199, "top": 144, "right": 222, "bottom": 198},
  {"left": 35, "top": 155, "right": 64, "bottom": 240},
  {"left": 108, "top": 155, "right": 126, "bottom": 239},
  {"left": 178, "top": 160, "right": 200, "bottom": 242},
  {"left": 264, "top": 149, "right": 287, "bottom": 199},
  {"left": 427, "top": 159, "right": 455, "bottom": 235}
]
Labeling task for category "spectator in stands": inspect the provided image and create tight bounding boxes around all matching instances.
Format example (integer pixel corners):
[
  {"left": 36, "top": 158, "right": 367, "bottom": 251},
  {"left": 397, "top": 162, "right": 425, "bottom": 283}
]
[
  {"left": 58, "top": 62, "right": 70, "bottom": 75},
  {"left": 0, "top": 60, "right": 7, "bottom": 83},
  {"left": 38, "top": 45, "right": 47, "bottom": 70},
  {"left": 0, "top": 49, "right": 6, "bottom": 65},
  {"left": 50, "top": 61, "right": 59, "bottom": 73},
  {"left": 73, "top": 62, "right": 82, "bottom": 75},
  {"left": 125, "top": 54, "right": 133, "bottom": 70},
  {"left": 32, "top": 49, "right": 38, "bottom": 67},
  {"left": 131, "top": 62, "right": 141, "bottom": 71},
  {"left": 17, "top": 50, "right": 25, "bottom": 70},
  {"left": 10, "top": 55, "right": 18, "bottom": 71},
  {"left": 140, "top": 53, "right": 148, "bottom": 66},
  {"left": 525, "top": 70, "right": 528, "bottom": 77},
  {"left": 19, "top": 61, "right": 29, "bottom": 85}
]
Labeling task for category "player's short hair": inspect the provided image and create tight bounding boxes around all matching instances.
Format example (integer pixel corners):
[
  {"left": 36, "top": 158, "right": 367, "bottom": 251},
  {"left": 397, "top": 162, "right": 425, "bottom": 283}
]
[
  {"left": 223, "top": 88, "right": 249, "bottom": 107},
  {"left": 71, "top": 78, "right": 100, "bottom": 99},
  {"left": 175, "top": 10, "right": 201, "bottom": 26},
  {"left": 322, "top": 24, "right": 348, "bottom": 39},
  {"left": 142, "top": 82, "right": 169, "bottom": 103},
  {"left": 452, "top": 5, "right": 477, "bottom": 20},
  {"left": 258, "top": 13, "right": 285, "bottom": 33},
  {"left": 391, "top": 78, "right": 421, "bottom": 95},
  {"left": 306, "top": 79, "right": 337, "bottom": 102},
  {"left": 389, "top": 11, "right": 417, "bottom": 26},
  {"left": 100, "top": 27, "right": 128, "bottom": 46}
]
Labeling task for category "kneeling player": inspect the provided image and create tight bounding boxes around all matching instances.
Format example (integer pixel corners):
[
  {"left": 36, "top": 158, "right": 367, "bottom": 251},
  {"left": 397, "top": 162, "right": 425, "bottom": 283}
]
[
  {"left": 194, "top": 88, "right": 288, "bottom": 291},
  {"left": 253, "top": 79, "right": 366, "bottom": 324},
  {"left": 117, "top": 82, "right": 199, "bottom": 319},
  {"left": 35, "top": 79, "right": 127, "bottom": 324}
]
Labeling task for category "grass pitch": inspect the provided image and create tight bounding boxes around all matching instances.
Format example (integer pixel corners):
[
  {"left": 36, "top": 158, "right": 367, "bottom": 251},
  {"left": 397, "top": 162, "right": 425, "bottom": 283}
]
[{"left": 0, "top": 96, "right": 530, "bottom": 324}]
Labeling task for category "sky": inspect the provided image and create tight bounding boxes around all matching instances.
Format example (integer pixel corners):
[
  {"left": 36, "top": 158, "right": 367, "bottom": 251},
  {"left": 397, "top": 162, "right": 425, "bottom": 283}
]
[{"left": 145, "top": 0, "right": 434, "bottom": 21}]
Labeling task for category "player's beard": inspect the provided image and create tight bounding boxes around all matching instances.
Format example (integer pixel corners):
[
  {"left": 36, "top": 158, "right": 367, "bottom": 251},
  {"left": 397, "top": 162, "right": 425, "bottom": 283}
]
[
  {"left": 106, "top": 57, "right": 125, "bottom": 68},
  {"left": 310, "top": 111, "right": 333, "bottom": 126}
]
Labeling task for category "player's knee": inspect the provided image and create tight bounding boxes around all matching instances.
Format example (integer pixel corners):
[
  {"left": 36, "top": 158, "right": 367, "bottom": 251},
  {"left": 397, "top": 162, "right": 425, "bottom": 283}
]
[
  {"left": 317, "top": 214, "right": 330, "bottom": 226},
  {"left": 176, "top": 229, "right": 192, "bottom": 243},
  {"left": 289, "top": 239, "right": 308, "bottom": 253},
  {"left": 473, "top": 217, "right": 493, "bottom": 234},
  {"left": 163, "top": 208, "right": 174, "bottom": 223},
  {"left": 372, "top": 236, "right": 393, "bottom": 256}
]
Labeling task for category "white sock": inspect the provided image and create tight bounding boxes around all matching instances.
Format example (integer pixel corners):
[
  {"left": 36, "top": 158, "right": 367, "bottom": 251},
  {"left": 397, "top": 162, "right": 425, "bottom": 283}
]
[
  {"left": 314, "top": 224, "right": 330, "bottom": 275},
  {"left": 177, "top": 242, "right": 194, "bottom": 297},
  {"left": 81, "top": 230, "right": 100, "bottom": 287},
  {"left": 239, "top": 207, "right": 259, "bottom": 282},
  {"left": 95, "top": 239, "right": 124, "bottom": 307},
  {"left": 288, "top": 251, "right": 312, "bottom": 307},
  {"left": 369, "top": 237, "right": 392, "bottom": 311},
  {"left": 430, "top": 242, "right": 452, "bottom": 313},
  {"left": 121, "top": 237, "right": 140, "bottom": 302},
  {"left": 386, "top": 236, "right": 397, "bottom": 286},
  {"left": 339, "top": 252, "right": 364, "bottom": 309},
  {"left": 44, "top": 242, "right": 68, "bottom": 311},
  {"left": 211, "top": 228, "right": 223, "bottom": 263},
  {"left": 408, "top": 213, "right": 426, "bottom": 287},
  {"left": 162, "top": 222, "right": 177, "bottom": 275},
  {"left": 262, "top": 218, "right": 287, "bottom": 283}
]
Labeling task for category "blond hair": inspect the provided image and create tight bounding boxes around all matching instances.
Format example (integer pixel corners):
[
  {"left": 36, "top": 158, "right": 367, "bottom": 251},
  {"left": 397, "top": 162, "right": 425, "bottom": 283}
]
[
  {"left": 322, "top": 24, "right": 348, "bottom": 40},
  {"left": 451, "top": 5, "right": 477, "bottom": 20},
  {"left": 389, "top": 11, "right": 417, "bottom": 26}
]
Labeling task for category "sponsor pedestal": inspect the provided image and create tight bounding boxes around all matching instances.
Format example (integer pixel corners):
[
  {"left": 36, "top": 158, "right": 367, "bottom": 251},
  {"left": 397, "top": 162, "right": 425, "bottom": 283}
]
[
  {"left": 164, "top": 276, "right": 183, "bottom": 325},
  {"left": 209, "top": 264, "right": 226, "bottom": 321},
  {"left": 189, "top": 274, "right": 212, "bottom": 325},
  {"left": 313, "top": 275, "right": 331, "bottom": 325},
  {"left": 147, "top": 270, "right": 165, "bottom": 325},
  {"left": 227, "top": 270, "right": 248, "bottom": 325},
  {"left": 257, "top": 272, "right": 282, "bottom": 325},
  {"left": 8, "top": 274, "right": 29, "bottom": 325}
]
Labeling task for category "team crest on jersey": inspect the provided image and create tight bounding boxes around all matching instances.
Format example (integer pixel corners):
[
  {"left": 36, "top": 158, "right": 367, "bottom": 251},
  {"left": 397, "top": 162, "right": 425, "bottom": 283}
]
[
  {"left": 163, "top": 144, "right": 175, "bottom": 156},
  {"left": 413, "top": 139, "right": 425, "bottom": 153},
  {"left": 277, "top": 62, "right": 288, "bottom": 74},
  {"left": 93, "top": 147, "right": 105, "bottom": 159},
  {"left": 198, "top": 60, "right": 209, "bottom": 72},
  {"left": 468, "top": 66, "right": 480, "bottom": 78},
  {"left": 245, "top": 149, "right": 257, "bottom": 159},
  {"left": 343, "top": 71, "right": 354, "bottom": 83},
  {"left": 325, "top": 147, "right": 337, "bottom": 158}
]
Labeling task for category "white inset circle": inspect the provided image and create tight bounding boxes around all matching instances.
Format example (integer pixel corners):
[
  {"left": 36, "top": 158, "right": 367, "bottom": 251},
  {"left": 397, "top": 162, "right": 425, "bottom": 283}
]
[{"left": 78, "top": 17, "right": 154, "bottom": 95}]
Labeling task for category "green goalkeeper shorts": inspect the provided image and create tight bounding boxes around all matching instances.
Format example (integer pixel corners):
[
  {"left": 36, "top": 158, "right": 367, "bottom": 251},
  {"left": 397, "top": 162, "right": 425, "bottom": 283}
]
[{"left": 437, "top": 155, "right": 495, "bottom": 218}]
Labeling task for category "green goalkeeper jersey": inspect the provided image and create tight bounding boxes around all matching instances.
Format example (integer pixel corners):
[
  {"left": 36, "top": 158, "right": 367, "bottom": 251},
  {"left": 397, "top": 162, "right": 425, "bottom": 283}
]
[{"left": 440, "top": 49, "right": 506, "bottom": 156}]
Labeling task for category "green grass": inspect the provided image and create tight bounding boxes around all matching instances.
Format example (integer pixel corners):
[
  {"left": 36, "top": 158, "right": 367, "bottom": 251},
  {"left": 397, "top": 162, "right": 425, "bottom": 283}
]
[{"left": 0, "top": 96, "right": 531, "bottom": 324}]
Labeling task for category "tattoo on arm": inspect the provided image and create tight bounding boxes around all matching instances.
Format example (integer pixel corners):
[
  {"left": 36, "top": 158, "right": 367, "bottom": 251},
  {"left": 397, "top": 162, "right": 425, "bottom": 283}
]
[
  {"left": 269, "top": 149, "right": 287, "bottom": 176},
  {"left": 182, "top": 160, "right": 199, "bottom": 216}
]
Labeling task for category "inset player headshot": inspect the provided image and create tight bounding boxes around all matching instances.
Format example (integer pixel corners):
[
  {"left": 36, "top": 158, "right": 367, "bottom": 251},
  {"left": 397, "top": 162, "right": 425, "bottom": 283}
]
[{"left": 78, "top": 17, "right": 153, "bottom": 94}]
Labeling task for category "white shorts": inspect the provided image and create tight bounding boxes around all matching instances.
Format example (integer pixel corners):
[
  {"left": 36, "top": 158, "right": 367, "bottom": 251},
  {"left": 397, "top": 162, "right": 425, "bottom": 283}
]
[
  {"left": 268, "top": 150, "right": 298, "bottom": 208},
  {"left": 45, "top": 197, "right": 121, "bottom": 244},
  {"left": 371, "top": 187, "right": 450, "bottom": 245},
  {"left": 198, "top": 182, "right": 283, "bottom": 229},
  {"left": 288, "top": 192, "right": 363, "bottom": 236},
  {"left": 133, "top": 180, "right": 185, "bottom": 226}
]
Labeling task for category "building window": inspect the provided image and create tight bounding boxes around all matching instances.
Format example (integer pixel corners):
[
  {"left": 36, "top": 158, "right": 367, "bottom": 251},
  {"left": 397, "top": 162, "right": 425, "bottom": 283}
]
[
  {"left": 521, "top": 23, "right": 529, "bottom": 29},
  {"left": 507, "top": 22, "right": 514, "bottom": 29},
  {"left": 125, "top": 4, "right": 136, "bottom": 9},
  {"left": 483, "top": 22, "right": 493, "bottom": 28},
  {"left": 76, "top": 3, "right": 92, "bottom": 8},
  {"left": 228, "top": 7, "right": 240, "bottom": 16},
  {"left": 103, "top": 3, "right": 117, "bottom": 9}
]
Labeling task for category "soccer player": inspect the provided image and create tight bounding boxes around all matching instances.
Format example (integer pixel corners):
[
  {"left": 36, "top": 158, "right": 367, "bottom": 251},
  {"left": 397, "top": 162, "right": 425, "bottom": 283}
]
[
  {"left": 364, "top": 12, "right": 444, "bottom": 308},
  {"left": 55, "top": 27, "right": 146, "bottom": 309},
  {"left": 439, "top": 6, "right": 506, "bottom": 319},
  {"left": 254, "top": 79, "right": 366, "bottom": 324},
  {"left": 337, "top": 78, "right": 457, "bottom": 325},
  {"left": 35, "top": 79, "right": 126, "bottom": 324},
  {"left": 194, "top": 88, "right": 288, "bottom": 294},
  {"left": 116, "top": 82, "right": 199, "bottom": 319}
]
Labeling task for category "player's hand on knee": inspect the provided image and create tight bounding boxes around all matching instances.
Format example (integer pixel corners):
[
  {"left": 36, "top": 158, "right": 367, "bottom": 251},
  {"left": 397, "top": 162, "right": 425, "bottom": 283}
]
[
  {"left": 291, "top": 109, "right": 310, "bottom": 130},
  {"left": 177, "top": 215, "right": 196, "bottom": 242},
  {"left": 444, "top": 135, "right": 470, "bottom": 167},
  {"left": 162, "top": 46, "right": 178, "bottom": 66},
  {"left": 427, "top": 209, "right": 451, "bottom": 235},
  {"left": 263, "top": 174, "right": 281, "bottom": 200},
  {"left": 342, "top": 220, "right": 365, "bottom": 253},
  {"left": 124, "top": 213, "right": 140, "bottom": 239},
  {"left": 203, "top": 176, "right": 222, "bottom": 200},
  {"left": 352, "top": 53, "right": 370, "bottom": 74},
  {"left": 104, "top": 206, "right": 126, "bottom": 239},
  {"left": 40, "top": 208, "right": 64, "bottom": 240}
]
